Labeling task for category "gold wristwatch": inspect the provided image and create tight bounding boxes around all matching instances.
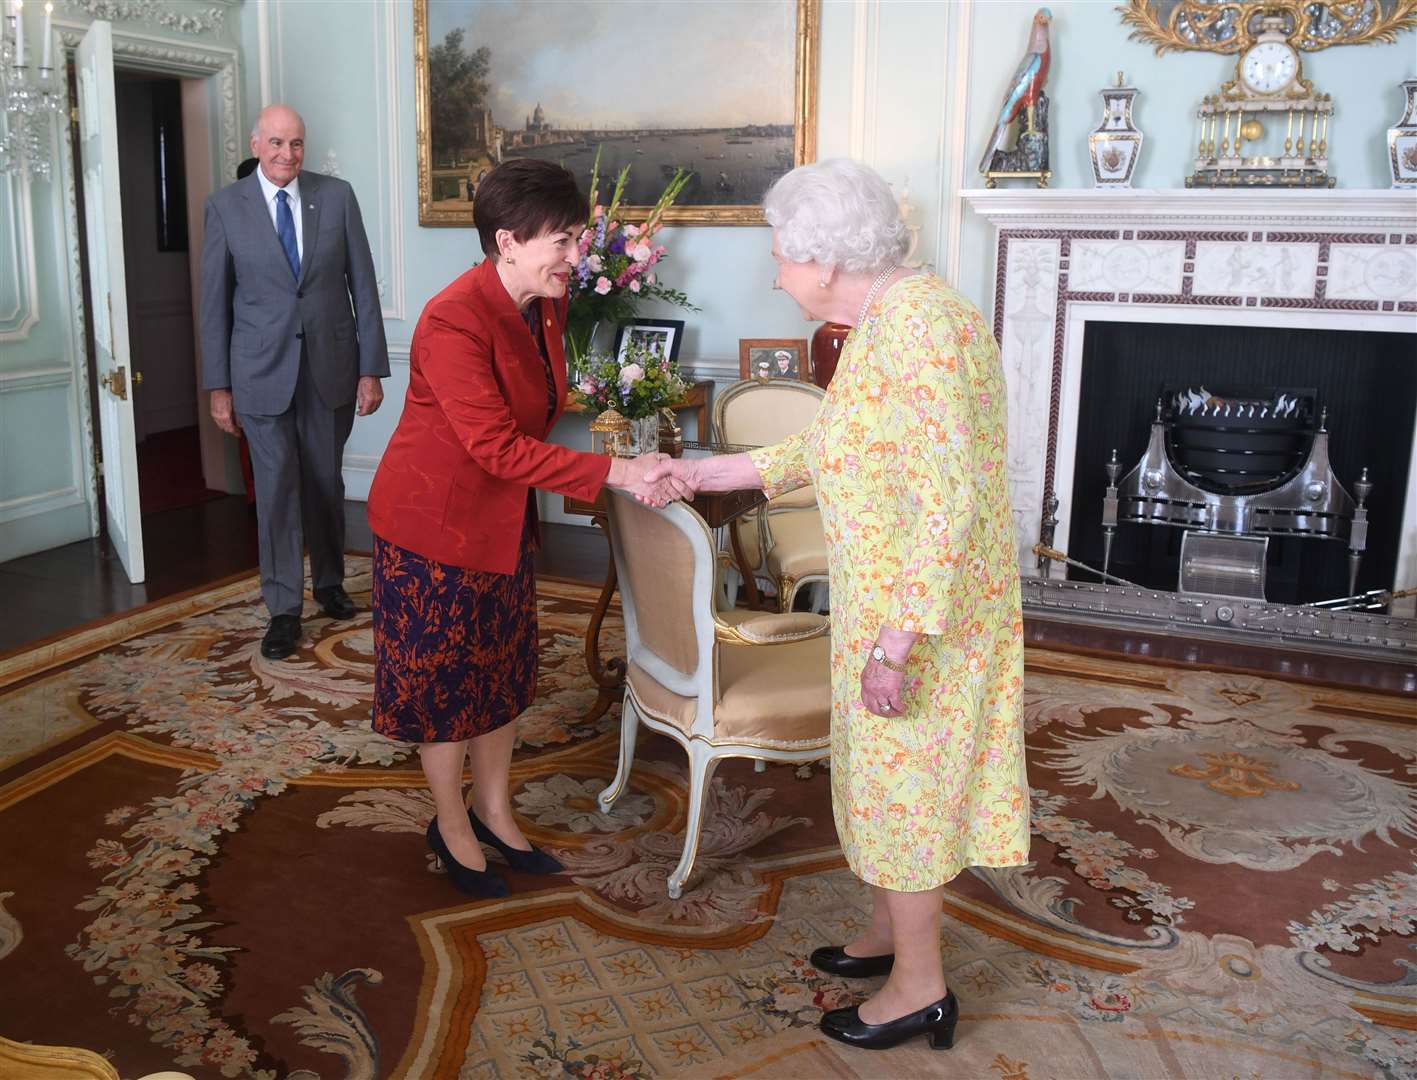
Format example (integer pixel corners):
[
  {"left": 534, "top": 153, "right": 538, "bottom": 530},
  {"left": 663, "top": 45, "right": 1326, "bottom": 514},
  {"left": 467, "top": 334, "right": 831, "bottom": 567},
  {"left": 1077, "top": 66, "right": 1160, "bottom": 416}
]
[{"left": 870, "top": 644, "right": 906, "bottom": 672}]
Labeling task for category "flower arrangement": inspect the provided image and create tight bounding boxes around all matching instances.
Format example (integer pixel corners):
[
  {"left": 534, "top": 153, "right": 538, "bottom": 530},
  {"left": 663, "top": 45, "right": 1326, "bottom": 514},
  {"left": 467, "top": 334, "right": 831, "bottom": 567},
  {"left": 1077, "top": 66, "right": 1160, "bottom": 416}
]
[
  {"left": 573, "top": 336, "right": 686, "bottom": 420},
  {"left": 565, "top": 149, "right": 695, "bottom": 369}
]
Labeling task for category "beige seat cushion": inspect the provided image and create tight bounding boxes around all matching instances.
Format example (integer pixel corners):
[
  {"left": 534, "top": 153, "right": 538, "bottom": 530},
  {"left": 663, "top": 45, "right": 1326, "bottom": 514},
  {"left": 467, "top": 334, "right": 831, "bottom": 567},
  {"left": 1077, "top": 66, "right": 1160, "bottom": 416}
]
[
  {"left": 627, "top": 613, "right": 830, "bottom": 747},
  {"left": 764, "top": 508, "right": 828, "bottom": 579}
]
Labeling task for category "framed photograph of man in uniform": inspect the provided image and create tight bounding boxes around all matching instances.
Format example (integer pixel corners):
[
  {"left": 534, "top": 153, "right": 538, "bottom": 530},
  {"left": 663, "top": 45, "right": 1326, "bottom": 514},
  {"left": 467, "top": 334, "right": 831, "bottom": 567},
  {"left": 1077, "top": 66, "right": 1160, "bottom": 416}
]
[
  {"left": 413, "top": 0, "right": 820, "bottom": 226},
  {"left": 614, "top": 318, "right": 685, "bottom": 364},
  {"left": 739, "top": 338, "right": 810, "bottom": 381}
]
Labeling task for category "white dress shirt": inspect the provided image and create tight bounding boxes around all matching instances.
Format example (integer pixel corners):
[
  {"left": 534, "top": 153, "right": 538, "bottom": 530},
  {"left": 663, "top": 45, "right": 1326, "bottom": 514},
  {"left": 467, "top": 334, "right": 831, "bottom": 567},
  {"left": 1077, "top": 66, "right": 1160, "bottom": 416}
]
[{"left": 256, "top": 166, "right": 303, "bottom": 261}]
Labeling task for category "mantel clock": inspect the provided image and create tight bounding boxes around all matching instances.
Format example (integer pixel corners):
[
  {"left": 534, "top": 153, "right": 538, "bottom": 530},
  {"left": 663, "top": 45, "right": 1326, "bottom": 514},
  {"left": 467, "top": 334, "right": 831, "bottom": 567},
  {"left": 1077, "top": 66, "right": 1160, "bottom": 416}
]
[{"left": 1192, "top": 16, "right": 1333, "bottom": 187}]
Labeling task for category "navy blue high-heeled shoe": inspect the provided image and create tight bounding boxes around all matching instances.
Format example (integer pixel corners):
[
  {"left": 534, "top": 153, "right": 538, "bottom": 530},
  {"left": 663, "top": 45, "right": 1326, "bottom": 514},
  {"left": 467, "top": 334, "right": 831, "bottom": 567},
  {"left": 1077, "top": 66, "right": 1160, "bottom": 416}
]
[
  {"left": 468, "top": 809, "right": 565, "bottom": 875},
  {"left": 427, "top": 817, "right": 509, "bottom": 898},
  {"left": 819, "top": 989, "right": 959, "bottom": 1051}
]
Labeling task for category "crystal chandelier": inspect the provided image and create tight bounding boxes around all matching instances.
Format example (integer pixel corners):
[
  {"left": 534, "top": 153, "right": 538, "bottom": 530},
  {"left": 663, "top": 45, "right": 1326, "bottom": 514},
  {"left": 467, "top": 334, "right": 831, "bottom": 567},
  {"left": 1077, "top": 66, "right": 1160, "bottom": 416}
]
[{"left": 2, "top": 0, "right": 63, "bottom": 180}]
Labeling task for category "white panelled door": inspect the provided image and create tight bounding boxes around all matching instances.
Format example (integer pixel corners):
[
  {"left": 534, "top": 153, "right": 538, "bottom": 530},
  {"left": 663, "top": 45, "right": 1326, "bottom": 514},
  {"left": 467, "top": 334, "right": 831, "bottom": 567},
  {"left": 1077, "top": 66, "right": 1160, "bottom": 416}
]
[{"left": 77, "top": 21, "right": 144, "bottom": 582}]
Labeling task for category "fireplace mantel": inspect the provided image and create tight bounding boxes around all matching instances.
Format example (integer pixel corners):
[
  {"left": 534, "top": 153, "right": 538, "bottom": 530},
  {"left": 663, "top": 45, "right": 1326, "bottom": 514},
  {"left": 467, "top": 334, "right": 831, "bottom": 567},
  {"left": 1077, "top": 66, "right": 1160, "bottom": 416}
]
[
  {"left": 961, "top": 188, "right": 1417, "bottom": 229},
  {"left": 960, "top": 186, "right": 1417, "bottom": 621}
]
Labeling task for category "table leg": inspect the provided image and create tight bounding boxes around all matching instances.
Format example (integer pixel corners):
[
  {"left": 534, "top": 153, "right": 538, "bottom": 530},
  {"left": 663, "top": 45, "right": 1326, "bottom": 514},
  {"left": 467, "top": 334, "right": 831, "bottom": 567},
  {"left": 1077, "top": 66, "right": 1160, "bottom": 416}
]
[
  {"left": 582, "top": 516, "right": 627, "bottom": 723},
  {"left": 728, "top": 518, "right": 765, "bottom": 610}
]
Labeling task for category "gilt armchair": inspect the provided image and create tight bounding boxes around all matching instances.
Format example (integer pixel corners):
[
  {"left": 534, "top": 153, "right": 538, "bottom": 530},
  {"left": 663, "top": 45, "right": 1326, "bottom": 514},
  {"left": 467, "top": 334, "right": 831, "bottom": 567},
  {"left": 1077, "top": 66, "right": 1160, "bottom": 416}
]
[
  {"left": 598, "top": 490, "right": 832, "bottom": 898},
  {"left": 712, "top": 378, "right": 829, "bottom": 612}
]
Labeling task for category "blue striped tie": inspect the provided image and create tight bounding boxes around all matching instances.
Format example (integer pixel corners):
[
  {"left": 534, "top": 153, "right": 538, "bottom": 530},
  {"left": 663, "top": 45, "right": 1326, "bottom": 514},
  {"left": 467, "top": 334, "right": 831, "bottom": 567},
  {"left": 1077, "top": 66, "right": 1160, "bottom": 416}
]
[{"left": 275, "top": 189, "right": 300, "bottom": 280}]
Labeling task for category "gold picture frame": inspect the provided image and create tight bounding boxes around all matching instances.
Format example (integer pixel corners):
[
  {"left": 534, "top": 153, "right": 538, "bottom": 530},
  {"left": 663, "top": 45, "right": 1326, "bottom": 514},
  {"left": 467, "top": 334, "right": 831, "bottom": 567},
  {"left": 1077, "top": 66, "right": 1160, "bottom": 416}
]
[
  {"left": 414, "top": 0, "right": 819, "bottom": 228},
  {"left": 739, "top": 338, "right": 810, "bottom": 382}
]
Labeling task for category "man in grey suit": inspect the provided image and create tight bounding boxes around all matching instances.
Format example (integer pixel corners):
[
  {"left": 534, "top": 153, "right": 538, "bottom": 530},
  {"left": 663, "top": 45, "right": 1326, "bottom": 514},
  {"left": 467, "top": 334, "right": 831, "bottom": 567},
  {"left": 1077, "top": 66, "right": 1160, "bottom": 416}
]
[{"left": 200, "top": 104, "right": 389, "bottom": 660}]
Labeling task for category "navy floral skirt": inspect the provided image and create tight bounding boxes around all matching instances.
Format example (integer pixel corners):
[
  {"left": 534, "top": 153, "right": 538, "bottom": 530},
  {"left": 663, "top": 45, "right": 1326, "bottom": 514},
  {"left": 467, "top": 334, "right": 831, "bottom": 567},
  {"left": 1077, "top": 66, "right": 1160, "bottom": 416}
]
[{"left": 370, "top": 532, "right": 537, "bottom": 743}]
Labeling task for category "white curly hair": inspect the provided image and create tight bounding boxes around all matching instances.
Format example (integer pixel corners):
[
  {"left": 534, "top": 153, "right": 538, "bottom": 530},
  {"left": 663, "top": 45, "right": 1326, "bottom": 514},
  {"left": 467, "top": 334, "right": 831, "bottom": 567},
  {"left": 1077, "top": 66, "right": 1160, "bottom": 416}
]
[{"left": 763, "top": 158, "right": 908, "bottom": 274}]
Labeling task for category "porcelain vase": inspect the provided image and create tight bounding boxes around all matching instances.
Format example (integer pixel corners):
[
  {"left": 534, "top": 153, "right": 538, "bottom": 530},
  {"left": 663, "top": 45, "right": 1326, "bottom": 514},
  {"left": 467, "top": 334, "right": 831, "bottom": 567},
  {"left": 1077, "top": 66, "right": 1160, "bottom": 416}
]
[
  {"left": 1389, "top": 79, "right": 1417, "bottom": 188},
  {"left": 1088, "top": 79, "right": 1143, "bottom": 188}
]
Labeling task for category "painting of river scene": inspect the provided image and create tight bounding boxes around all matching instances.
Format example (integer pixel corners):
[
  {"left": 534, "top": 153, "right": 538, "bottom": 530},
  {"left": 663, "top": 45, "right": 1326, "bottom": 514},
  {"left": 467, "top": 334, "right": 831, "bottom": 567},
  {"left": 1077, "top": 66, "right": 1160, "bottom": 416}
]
[{"left": 415, "top": 0, "right": 818, "bottom": 225}]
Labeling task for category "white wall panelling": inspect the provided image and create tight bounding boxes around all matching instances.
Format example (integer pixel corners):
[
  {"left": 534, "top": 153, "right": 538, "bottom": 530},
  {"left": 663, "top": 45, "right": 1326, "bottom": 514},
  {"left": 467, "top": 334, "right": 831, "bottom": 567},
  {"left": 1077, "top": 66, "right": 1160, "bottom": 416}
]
[
  {"left": 373, "top": 0, "right": 405, "bottom": 321},
  {"left": 939, "top": 0, "right": 973, "bottom": 286},
  {"left": 255, "top": 0, "right": 270, "bottom": 106},
  {"left": 0, "top": 173, "right": 40, "bottom": 340},
  {"left": 0, "top": 365, "right": 85, "bottom": 540}
]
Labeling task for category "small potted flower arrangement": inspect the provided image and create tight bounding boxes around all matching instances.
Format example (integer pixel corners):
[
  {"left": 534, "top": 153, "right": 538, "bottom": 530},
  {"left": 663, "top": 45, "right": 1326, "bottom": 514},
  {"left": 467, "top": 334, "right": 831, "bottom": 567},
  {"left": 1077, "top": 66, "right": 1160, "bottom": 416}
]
[
  {"left": 565, "top": 149, "right": 695, "bottom": 372},
  {"left": 574, "top": 337, "right": 687, "bottom": 456}
]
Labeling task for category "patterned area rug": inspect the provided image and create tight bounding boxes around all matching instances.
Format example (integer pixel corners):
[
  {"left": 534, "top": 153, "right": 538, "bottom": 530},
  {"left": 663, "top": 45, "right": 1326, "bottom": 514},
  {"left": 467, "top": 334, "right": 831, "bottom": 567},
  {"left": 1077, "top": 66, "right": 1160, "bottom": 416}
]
[{"left": 0, "top": 561, "right": 1413, "bottom": 1079}]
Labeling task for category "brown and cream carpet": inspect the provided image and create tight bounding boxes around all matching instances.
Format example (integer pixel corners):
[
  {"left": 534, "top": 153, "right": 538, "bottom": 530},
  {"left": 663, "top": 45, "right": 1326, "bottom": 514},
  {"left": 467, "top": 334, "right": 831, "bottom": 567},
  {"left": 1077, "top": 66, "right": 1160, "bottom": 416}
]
[{"left": 1, "top": 561, "right": 1413, "bottom": 1079}]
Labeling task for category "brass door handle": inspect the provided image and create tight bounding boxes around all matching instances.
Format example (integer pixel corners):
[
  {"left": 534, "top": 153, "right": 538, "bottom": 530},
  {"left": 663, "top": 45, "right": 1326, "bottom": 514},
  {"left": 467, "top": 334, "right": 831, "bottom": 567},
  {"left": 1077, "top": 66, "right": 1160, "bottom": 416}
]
[
  {"left": 100, "top": 365, "right": 128, "bottom": 401},
  {"left": 132, "top": 370, "right": 143, "bottom": 387}
]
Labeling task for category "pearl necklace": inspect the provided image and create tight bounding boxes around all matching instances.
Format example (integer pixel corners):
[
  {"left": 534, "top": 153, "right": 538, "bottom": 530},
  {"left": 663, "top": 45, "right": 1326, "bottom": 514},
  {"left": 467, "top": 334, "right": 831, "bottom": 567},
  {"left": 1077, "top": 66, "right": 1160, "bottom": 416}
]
[{"left": 854, "top": 263, "right": 901, "bottom": 329}]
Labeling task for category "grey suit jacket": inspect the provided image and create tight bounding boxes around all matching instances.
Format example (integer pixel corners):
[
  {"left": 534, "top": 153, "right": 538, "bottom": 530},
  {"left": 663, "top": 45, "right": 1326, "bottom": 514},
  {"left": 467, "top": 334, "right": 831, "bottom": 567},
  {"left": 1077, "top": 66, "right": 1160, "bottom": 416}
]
[{"left": 198, "top": 170, "right": 390, "bottom": 415}]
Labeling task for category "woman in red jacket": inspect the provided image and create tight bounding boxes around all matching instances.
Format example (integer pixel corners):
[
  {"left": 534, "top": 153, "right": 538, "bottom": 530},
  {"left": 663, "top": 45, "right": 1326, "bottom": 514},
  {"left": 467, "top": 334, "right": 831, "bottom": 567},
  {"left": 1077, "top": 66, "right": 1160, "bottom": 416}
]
[{"left": 367, "top": 159, "right": 675, "bottom": 897}]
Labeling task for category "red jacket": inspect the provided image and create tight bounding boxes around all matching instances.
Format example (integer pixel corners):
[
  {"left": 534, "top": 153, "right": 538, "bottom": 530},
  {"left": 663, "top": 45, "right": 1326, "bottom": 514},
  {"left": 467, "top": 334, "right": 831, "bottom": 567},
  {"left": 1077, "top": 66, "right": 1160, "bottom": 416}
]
[{"left": 368, "top": 259, "right": 611, "bottom": 572}]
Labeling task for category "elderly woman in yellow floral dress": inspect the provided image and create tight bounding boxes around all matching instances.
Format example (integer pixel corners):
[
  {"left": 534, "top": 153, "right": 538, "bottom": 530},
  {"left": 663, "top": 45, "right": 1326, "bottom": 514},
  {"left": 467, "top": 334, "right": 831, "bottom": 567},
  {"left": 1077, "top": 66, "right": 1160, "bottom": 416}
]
[{"left": 648, "top": 158, "right": 1029, "bottom": 1053}]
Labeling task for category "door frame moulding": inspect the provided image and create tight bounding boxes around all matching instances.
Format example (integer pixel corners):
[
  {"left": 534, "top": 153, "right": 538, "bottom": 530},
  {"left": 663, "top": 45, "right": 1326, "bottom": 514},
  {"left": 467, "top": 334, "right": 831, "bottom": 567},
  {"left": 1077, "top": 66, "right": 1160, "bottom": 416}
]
[{"left": 52, "top": 20, "right": 242, "bottom": 526}]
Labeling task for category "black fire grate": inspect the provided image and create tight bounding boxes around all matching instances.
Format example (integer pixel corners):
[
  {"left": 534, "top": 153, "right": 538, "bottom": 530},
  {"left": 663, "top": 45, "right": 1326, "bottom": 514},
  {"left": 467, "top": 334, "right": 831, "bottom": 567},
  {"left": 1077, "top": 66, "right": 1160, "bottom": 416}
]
[{"left": 1163, "top": 385, "right": 1316, "bottom": 496}]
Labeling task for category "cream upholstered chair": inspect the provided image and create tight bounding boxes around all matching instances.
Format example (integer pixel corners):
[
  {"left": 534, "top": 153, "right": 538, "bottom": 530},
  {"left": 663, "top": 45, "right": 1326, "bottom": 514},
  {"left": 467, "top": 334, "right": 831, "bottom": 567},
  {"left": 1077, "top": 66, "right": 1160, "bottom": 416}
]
[
  {"left": 713, "top": 379, "right": 829, "bottom": 612},
  {"left": 598, "top": 490, "right": 832, "bottom": 898}
]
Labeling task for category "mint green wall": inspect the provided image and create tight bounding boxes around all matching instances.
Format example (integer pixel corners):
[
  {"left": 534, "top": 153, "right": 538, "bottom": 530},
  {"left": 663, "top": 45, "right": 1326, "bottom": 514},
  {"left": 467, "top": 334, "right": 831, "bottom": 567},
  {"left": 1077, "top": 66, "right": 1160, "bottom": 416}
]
[
  {"left": 237, "top": 0, "right": 1412, "bottom": 510},
  {"left": 5, "top": 1, "right": 1411, "bottom": 561},
  {"left": 966, "top": 0, "right": 1414, "bottom": 193},
  {"left": 955, "top": 1, "right": 1415, "bottom": 307}
]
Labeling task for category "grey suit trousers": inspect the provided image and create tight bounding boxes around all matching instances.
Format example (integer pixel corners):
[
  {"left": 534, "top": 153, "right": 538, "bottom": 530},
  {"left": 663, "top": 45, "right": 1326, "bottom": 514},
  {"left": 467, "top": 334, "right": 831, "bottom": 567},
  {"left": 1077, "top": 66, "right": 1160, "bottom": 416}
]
[{"left": 238, "top": 347, "right": 354, "bottom": 618}]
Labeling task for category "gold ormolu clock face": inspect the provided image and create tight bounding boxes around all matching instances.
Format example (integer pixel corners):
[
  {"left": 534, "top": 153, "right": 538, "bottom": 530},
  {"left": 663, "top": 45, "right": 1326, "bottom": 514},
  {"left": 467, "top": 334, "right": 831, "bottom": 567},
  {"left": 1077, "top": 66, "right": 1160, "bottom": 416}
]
[{"left": 1240, "top": 39, "right": 1299, "bottom": 95}]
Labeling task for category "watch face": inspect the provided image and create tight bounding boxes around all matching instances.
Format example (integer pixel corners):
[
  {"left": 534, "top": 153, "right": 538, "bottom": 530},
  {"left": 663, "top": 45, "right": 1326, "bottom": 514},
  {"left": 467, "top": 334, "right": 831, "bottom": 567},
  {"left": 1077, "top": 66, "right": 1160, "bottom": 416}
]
[{"left": 1241, "top": 41, "right": 1298, "bottom": 94}]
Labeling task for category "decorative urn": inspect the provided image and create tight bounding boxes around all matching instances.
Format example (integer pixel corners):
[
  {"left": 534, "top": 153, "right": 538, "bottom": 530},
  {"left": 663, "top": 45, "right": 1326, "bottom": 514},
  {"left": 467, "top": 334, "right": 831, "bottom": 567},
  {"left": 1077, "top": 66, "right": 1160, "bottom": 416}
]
[
  {"left": 1388, "top": 78, "right": 1417, "bottom": 188},
  {"left": 1089, "top": 73, "right": 1144, "bottom": 188}
]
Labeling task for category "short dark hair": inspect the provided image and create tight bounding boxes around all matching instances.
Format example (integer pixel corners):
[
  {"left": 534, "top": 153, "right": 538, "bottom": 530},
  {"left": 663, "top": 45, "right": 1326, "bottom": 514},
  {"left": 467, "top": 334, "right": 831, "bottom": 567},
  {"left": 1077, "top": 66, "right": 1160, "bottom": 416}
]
[
  {"left": 236, "top": 156, "right": 259, "bottom": 180},
  {"left": 473, "top": 158, "right": 588, "bottom": 260}
]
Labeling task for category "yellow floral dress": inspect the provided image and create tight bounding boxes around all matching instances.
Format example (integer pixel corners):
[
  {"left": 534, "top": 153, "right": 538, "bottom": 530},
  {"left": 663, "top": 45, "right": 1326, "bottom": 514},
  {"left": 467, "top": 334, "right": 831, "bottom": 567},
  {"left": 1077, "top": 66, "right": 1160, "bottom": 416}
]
[{"left": 751, "top": 274, "right": 1030, "bottom": 891}]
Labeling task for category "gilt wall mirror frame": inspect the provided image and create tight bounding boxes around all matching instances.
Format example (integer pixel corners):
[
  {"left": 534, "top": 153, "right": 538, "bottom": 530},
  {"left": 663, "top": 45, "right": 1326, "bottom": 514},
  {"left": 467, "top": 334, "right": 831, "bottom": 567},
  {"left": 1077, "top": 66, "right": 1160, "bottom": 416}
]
[
  {"left": 413, "top": 0, "right": 820, "bottom": 227},
  {"left": 1119, "top": 0, "right": 1417, "bottom": 53}
]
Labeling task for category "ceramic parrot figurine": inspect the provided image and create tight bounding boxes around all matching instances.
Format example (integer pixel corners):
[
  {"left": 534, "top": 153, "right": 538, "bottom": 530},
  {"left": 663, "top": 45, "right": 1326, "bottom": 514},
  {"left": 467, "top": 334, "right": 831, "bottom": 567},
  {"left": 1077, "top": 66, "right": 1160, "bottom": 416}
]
[{"left": 978, "top": 8, "right": 1053, "bottom": 175}]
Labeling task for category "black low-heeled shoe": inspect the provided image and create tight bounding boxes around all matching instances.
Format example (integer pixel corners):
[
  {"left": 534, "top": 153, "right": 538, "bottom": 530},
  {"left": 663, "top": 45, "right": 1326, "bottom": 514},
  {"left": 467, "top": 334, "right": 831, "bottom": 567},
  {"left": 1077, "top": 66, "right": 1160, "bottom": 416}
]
[
  {"left": 426, "top": 818, "right": 509, "bottom": 898},
  {"left": 313, "top": 584, "right": 356, "bottom": 620},
  {"left": 468, "top": 809, "right": 565, "bottom": 875},
  {"left": 810, "top": 945, "right": 895, "bottom": 979},
  {"left": 819, "top": 989, "right": 959, "bottom": 1051}
]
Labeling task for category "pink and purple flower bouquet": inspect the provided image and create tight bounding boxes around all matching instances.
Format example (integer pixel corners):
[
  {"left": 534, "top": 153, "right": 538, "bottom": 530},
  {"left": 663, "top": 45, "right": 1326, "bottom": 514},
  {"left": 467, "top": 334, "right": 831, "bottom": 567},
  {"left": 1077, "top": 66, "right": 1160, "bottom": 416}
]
[{"left": 565, "top": 149, "right": 695, "bottom": 370}]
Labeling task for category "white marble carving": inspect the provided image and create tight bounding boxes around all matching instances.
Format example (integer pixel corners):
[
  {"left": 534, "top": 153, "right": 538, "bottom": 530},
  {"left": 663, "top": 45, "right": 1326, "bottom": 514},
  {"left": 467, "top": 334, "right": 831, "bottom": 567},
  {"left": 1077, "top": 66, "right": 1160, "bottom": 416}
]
[
  {"left": 1070, "top": 241, "right": 1185, "bottom": 294},
  {"left": 1000, "top": 239, "right": 1060, "bottom": 566},
  {"left": 61, "top": 0, "right": 226, "bottom": 35},
  {"left": 321, "top": 148, "right": 342, "bottom": 179},
  {"left": 1192, "top": 242, "right": 1319, "bottom": 298},
  {"left": 1327, "top": 244, "right": 1417, "bottom": 302}
]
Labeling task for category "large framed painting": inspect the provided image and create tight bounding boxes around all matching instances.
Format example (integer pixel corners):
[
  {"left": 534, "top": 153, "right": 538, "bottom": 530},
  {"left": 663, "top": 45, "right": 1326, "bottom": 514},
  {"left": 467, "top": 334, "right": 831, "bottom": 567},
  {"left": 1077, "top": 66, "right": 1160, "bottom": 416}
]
[{"left": 414, "top": 0, "right": 819, "bottom": 227}]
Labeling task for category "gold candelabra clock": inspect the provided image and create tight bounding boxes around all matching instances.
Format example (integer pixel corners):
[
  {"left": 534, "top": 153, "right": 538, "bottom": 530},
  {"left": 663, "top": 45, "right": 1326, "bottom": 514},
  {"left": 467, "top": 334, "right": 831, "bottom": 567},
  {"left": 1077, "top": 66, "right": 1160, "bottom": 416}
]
[{"left": 1189, "top": 15, "right": 1334, "bottom": 187}]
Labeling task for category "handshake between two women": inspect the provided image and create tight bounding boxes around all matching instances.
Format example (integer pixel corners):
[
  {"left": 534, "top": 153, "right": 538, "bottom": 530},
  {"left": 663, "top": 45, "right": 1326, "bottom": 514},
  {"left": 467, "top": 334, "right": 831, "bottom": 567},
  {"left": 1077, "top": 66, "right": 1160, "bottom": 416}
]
[
  {"left": 605, "top": 451, "right": 764, "bottom": 508},
  {"left": 605, "top": 453, "right": 700, "bottom": 508}
]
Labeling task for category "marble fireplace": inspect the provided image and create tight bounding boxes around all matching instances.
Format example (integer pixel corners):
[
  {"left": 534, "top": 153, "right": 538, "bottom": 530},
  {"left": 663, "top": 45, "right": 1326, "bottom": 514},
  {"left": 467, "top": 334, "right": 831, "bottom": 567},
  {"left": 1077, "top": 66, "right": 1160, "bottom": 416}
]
[{"left": 961, "top": 189, "right": 1417, "bottom": 630}]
